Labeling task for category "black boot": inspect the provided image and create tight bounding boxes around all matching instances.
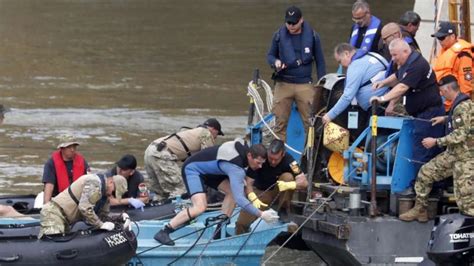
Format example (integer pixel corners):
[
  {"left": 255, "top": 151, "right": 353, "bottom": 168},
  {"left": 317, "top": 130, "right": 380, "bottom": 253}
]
[{"left": 154, "top": 224, "right": 175, "bottom": 246}]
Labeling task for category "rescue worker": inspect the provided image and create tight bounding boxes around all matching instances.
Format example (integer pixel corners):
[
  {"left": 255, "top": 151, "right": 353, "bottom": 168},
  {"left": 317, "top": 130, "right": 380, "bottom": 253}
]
[
  {"left": 39, "top": 174, "right": 129, "bottom": 238},
  {"left": 235, "top": 139, "right": 307, "bottom": 235},
  {"left": 267, "top": 5, "right": 326, "bottom": 141},
  {"left": 322, "top": 43, "right": 388, "bottom": 127},
  {"left": 153, "top": 140, "right": 280, "bottom": 246},
  {"left": 371, "top": 39, "right": 445, "bottom": 186},
  {"left": 432, "top": 21, "right": 473, "bottom": 111},
  {"left": 349, "top": 1, "right": 383, "bottom": 60},
  {"left": 144, "top": 118, "right": 223, "bottom": 201},
  {"left": 107, "top": 154, "right": 148, "bottom": 209},
  {"left": 42, "top": 134, "right": 90, "bottom": 204},
  {"left": 399, "top": 75, "right": 473, "bottom": 222},
  {"left": 399, "top": 11, "right": 421, "bottom": 51}
]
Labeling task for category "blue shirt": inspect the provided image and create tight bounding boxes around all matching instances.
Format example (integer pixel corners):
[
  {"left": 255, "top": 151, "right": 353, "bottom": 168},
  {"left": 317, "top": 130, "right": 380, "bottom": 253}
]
[{"left": 327, "top": 53, "right": 389, "bottom": 120}]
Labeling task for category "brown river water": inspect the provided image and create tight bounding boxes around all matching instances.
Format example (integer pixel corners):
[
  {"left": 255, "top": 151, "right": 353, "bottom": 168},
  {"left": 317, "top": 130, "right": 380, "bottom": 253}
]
[{"left": 0, "top": 0, "right": 414, "bottom": 264}]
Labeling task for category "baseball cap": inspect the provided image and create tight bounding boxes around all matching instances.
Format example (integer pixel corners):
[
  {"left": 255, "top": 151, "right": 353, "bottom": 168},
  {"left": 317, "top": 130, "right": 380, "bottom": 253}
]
[
  {"left": 116, "top": 154, "right": 137, "bottom": 170},
  {"left": 203, "top": 118, "right": 224, "bottom": 136},
  {"left": 285, "top": 6, "right": 302, "bottom": 24},
  {"left": 431, "top": 21, "right": 456, "bottom": 38},
  {"left": 112, "top": 175, "right": 128, "bottom": 200},
  {"left": 437, "top": 75, "right": 458, "bottom": 87},
  {"left": 57, "top": 134, "right": 80, "bottom": 149}
]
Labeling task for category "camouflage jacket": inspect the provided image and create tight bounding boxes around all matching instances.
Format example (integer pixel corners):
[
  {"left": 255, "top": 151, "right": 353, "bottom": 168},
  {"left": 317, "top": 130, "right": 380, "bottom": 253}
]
[
  {"left": 52, "top": 174, "right": 109, "bottom": 228},
  {"left": 437, "top": 99, "right": 473, "bottom": 159}
]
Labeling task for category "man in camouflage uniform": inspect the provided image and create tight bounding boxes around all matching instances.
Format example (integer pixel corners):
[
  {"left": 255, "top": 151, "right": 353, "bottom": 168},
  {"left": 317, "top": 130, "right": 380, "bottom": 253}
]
[
  {"left": 144, "top": 118, "right": 224, "bottom": 200},
  {"left": 400, "top": 75, "right": 473, "bottom": 222},
  {"left": 38, "top": 174, "right": 128, "bottom": 238}
]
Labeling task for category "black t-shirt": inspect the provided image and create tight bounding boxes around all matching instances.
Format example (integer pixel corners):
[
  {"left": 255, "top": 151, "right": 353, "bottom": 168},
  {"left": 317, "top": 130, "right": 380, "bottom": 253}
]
[
  {"left": 396, "top": 52, "right": 442, "bottom": 116},
  {"left": 42, "top": 157, "right": 89, "bottom": 197},
  {"left": 106, "top": 167, "right": 144, "bottom": 198},
  {"left": 246, "top": 153, "right": 297, "bottom": 190}
]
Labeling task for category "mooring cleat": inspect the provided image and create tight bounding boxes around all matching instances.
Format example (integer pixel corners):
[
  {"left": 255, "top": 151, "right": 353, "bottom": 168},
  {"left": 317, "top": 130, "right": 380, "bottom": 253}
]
[{"left": 154, "top": 230, "right": 175, "bottom": 246}]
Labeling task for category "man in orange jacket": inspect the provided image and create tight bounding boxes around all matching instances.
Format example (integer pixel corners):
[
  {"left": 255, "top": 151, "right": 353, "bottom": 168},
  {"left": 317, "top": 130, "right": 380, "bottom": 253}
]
[{"left": 432, "top": 21, "right": 473, "bottom": 111}]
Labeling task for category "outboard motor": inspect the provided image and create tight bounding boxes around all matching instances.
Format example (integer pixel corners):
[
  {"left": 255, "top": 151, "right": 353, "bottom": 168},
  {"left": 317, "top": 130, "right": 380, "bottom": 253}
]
[{"left": 427, "top": 213, "right": 474, "bottom": 265}]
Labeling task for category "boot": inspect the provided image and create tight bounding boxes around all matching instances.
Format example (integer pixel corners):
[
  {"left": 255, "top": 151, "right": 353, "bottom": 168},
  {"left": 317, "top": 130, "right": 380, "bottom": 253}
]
[
  {"left": 153, "top": 224, "right": 175, "bottom": 246},
  {"left": 399, "top": 202, "right": 428, "bottom": 223}
]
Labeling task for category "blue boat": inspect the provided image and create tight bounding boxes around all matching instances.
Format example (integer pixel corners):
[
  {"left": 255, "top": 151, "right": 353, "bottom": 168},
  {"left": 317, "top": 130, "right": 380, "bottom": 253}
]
[{"left": 129, "top": 210, "right": 290, "bottom": 266}]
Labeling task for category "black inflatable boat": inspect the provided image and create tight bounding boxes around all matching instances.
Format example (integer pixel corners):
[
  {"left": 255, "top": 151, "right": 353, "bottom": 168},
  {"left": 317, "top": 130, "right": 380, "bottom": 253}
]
[{"left": 0, "top": 221, "right": 137, "bottom": 265}]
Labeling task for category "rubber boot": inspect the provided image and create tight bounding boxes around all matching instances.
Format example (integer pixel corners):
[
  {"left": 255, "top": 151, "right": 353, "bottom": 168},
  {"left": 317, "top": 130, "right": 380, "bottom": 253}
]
[
  {"left": 153, "top": 224, "right": 175, "bottom": 246},
  {"left": 399, "top": 201, "right": 428, "bottom": 223}
]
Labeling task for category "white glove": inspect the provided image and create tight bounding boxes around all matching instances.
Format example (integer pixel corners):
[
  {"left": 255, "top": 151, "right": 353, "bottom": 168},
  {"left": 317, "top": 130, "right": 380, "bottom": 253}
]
[
  {"left": 100, "top": 222, "right": 115, "bottom": 231},
  {"left": 122, "top": 213, "right": 131, "bottom": 230},
  {"left": 261, "top": 209, "right": 279, "bottom": 224}
]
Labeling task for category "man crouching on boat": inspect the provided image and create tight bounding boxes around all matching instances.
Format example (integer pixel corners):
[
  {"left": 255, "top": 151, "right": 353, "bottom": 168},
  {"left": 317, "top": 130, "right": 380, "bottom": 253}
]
[
  {"left": 38, "top": 174, "right": 128, "bottom": 239},
  {"left": 154, "top": 139, "right": 280, "bottom": 246},
  {"left": 235, "top": 139, "right": 307, "bottom": 235}
]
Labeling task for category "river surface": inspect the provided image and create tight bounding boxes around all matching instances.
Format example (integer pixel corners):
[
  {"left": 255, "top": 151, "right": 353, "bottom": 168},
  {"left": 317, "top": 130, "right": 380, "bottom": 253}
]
[{"left": 0, "top": 0, "right": 413, "bottom": 264}]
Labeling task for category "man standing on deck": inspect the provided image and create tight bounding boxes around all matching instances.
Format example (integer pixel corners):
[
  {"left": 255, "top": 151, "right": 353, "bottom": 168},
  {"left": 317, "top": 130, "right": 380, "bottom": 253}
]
[
  {"left": 399, "top": 75, "right": 473, "bottom": 222},
  {"left": 144, "top": 118, "right": 223, "bottom": 201},
  {"left": 235, "top": 139, "right": 307, "bottom": 235},
  {"left": 399, "top": 11, "right": 421, "bottom": 52},
  {"left": 322, "top": 43, "right": 388, "bottom": 127},
  {"left": 38, "top": 173, "right": 129, "bottom": 238},
  {"left": 349, "top": 1, "right": 383, "bottom": 60},
  {"left": 371, "top": 39, "right": 445, "bottom": 190},
  {"left": 267, "top": 5, "right": 326, "bottom": 141},
  {"left": 153, "top": 140, "right": 280, "bottom": 246},
  {"left": 432, "top": 21, "right": 473, "bottom": 111},
  {"left": 42, "top": 134, "right": 90, "bottom": 204},
  {"left": 106, "top": 154, "right": 148, "bottom": 209}
]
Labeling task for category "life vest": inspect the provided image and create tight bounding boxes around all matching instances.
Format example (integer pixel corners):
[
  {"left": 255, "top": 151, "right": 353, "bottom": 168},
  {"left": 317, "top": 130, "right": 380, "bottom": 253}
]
[
  {"left": 350, "top": 15, "right": 381, "bottom": 60},
  {"left": 433, "top": 39, "right": 473, "bottom": 109},
  {"left": 277, "top": 21, "right": 314, "bottom": 67},
  {"left": 52, "top": 150, "right": 86, "bottom": 192},
  {"left": 183, "top": 139, "right": 249, "bottom": 170},
  {"left": 446, "top": 93, "right": 471, "bottom": 134}
]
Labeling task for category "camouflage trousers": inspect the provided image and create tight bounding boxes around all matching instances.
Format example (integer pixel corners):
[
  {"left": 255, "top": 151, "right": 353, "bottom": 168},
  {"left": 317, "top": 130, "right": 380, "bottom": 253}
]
[
  {"left": 415, "top": 151, "right": 474, "bottom": 216},
  {"left": 235, "top": 172, "right": 294, "bottom": 235},
  {"left": 144, "top": 145, "right": 186, "bottom": 200},
  {"left": 272, "top": 82, "right": 314, "bottom": 141},
  {"left": 38, "top": 201, "right": 69, "bottom": 239}
]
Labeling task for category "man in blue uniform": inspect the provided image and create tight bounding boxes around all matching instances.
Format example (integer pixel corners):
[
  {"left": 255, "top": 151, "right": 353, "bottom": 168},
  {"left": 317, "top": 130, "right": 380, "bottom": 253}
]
[
  {"left": 349, "top": 1, "right": 383, "bottom": 59},
  {"left": 371, "top": 39, "right": 445, "bottom": 188},
  {"left": 154, "top": 140, "right": 280, "bottom": 245},
  {"left": 267, "top": 5, "right": 326, "bottom": 141}
]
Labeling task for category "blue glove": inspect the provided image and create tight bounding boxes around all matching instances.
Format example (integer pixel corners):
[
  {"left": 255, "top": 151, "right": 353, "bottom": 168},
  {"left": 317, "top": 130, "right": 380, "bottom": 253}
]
[{"left": 128, "top": 198, "right": 145, "bottom": 210}]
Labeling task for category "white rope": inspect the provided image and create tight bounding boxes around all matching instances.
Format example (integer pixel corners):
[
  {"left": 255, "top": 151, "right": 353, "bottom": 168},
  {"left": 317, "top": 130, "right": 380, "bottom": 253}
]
[{"left": 247, "top": 80, "right": 302, "bottom": 155}]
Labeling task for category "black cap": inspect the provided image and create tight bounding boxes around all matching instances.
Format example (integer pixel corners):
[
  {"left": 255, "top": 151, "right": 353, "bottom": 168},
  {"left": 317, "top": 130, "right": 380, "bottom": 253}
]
[
  {"left": 431, "top": 22, "right": 456, "bottom": 38},
  {"left": 437, "top": 75, "right": 458, "bottom": 87},
  {"left": 116, "top": 154, "right": 137, "bottom": 170},
  {"left": 285, "top": 6, "right": 302, "bottom": 24},
  {"left": 203, "top": 118, "right": 224, "bottom": 136}
]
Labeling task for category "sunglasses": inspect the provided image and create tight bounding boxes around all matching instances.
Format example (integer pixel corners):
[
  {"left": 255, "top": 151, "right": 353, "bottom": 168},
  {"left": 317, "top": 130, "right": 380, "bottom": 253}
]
[
  {"left": 436, "top": 36, "right": 447, "bottom": 41},
  {"left": 286, "top": 21, "right": 298, "bottom": 26}
]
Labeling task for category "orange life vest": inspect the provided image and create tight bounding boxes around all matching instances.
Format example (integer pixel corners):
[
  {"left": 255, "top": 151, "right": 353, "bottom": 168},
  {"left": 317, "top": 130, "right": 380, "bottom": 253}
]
[
  {"left": 433, "top": 39, "right": 473, "bottom": 110},
  {"left": 52, "top": 150, "right": 86, "bottom": 192}
]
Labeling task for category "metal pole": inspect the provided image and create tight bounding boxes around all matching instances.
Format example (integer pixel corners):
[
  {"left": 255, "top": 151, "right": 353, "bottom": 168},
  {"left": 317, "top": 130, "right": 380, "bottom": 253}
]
[
  {"left": 247, "top": 69, "right": 259, "bottom": 126},
  {"left": 461, "top": 0, "right": 471, "bottom": 42},
  {"left": 370, "top": 101, "right": 378, "bottom": 217}
]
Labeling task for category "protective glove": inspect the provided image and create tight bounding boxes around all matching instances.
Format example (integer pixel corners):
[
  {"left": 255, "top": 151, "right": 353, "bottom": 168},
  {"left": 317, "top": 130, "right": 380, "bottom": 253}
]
[
  {"left": 100, "top": 221, "right": 115, "bottom": 231},
  {"left": 128, "top": 198, "right": 145, "bottom": 211},
  {"left": 247, "top": 192, "right": 268, "bottom": 209},
  {"left": 261, "top": 209, "right": 279, "bottom": 224},
  {"left": 277, "top": 181, "right": 297, "bottom": 192},
  {"left": 122, "top": 213, "right": 131, "bottom": 230}
]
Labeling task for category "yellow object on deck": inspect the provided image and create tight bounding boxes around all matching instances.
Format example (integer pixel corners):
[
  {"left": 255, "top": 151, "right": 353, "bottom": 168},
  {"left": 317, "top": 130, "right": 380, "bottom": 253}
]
[
  {"left": 328, "top": 151, "right": 345, "bottom": 184},
  {"left": 323, "top": 122, "right": 349, "bottom": 153}
]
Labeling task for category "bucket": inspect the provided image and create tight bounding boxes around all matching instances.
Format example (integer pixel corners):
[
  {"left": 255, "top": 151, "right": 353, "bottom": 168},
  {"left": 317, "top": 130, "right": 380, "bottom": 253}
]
[
  {"left": 323, "top": 122, "right": 349, "bottom": 153},
  {"left": 398, "top": 197, "right": 414, "bottom": 215}
]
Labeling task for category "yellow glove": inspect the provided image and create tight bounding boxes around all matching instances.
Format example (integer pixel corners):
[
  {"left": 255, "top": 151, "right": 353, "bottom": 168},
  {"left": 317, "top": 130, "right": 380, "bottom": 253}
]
[
  {"left": 277, "top": 181, "right": 297, "bottom": 192},
  {"left": 247, "top": 192, "right": 268, "bottom": 209}
]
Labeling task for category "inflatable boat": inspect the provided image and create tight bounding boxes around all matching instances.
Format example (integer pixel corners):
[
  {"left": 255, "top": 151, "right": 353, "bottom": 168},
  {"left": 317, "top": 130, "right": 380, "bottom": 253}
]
[{"left": 0, "top": 220, "right": 137, "bottom": 265}]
